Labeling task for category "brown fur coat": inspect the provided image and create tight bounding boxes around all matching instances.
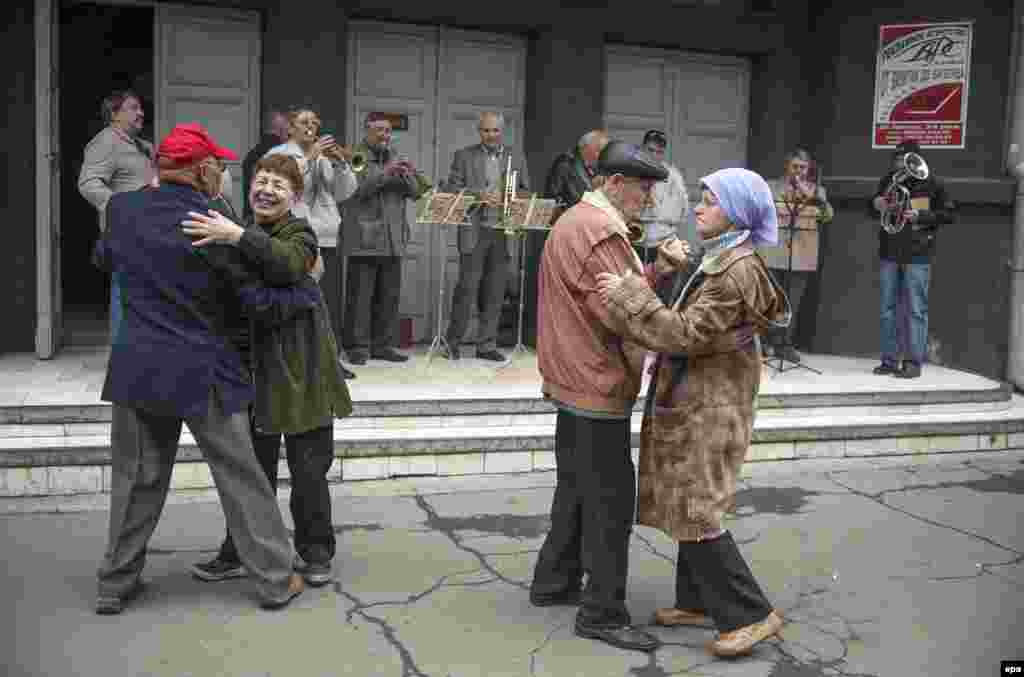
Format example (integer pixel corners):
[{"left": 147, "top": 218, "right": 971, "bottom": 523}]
[{"left": 604, "top": 241, "right": 789, "bottom": 541}]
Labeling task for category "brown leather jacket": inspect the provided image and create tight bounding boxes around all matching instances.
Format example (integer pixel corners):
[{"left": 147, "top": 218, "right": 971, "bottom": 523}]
[{"left": 537, "top": 192, "right": 651, "bottom": 415}]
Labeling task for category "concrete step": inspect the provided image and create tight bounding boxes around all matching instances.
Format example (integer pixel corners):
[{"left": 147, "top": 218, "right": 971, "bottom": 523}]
[{"left": 1, "top": 391, "right": 1023, "bottom": 499}]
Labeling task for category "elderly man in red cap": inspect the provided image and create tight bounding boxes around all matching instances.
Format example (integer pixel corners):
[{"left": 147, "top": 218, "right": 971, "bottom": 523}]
[{"left": 93, "top": 122, "right": 318, "bottom": 614}]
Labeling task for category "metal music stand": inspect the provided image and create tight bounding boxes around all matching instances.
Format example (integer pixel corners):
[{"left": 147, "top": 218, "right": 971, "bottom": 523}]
[
  {"left": 417, "top": 190, "right": 477, "bottom": 362},
  {"left": 764, "top": 184, "right": 822, "bottom": 376},
  {"left": 496, "top": 196, "right": 557, "bottom": 361}
]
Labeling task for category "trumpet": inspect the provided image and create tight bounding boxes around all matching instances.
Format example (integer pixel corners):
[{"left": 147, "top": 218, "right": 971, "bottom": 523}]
[
  {"left": 337, "top": 145, "right": 367, "bottom": 173},
  {"left": 502, "top": 155, "right": 516, "bottom": 224},
  {"left": 880, "top": 151, "right": 928, "bottom": 234}
]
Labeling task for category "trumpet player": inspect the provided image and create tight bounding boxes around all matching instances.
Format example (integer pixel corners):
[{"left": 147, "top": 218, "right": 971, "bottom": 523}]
[
  {"left": 634, "top": 130, "right": 691, "bottom": 268},
  {"left": 265, "top": 107, "right": 358, "bottom": 378},
  {"left": 763, "top": 148, "right": 833, "bottom": 364},
  {"left": 341, "top": 112, "right": 431, "bottom": 365},
  {"left": 442, "top": 111, "right": 530, "bottom": 362},
  {"left": 869, "top": 140, "right": 954, "bottom": 379}
]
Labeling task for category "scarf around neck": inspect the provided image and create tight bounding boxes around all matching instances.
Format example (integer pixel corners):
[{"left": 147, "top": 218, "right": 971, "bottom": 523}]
[{"left": 699, "top": 229, "right": 750, "bottom": 271}]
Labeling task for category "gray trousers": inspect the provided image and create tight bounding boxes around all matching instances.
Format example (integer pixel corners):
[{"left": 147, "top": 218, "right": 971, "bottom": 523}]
[
  {"left": 447, "top": 227, "right": 508, "bottom": 353},
  {"left": 344, "top": 255, "right": 402, "bottom": 354},
  {"left": 767, "top": 268, "right": 812, "bottom": 348},
  {"left": 97, "top": 391, "right": 295, "bottom": 604}
]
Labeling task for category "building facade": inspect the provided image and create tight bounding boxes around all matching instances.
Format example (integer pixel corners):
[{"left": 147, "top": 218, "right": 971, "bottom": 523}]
[{"left": 4, "top": 0, "right": 1021, "bottom": 387}]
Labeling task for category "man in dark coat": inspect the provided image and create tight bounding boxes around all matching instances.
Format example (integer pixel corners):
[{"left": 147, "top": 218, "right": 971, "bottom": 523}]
[
  {"left": 522, "top": 130, "right": 611, "bottom": 346},
  {"left": 241, "top": 109, "right": 289, "bottom": 221},
  {"left": 869, "top": 140, "right": 954, "bottom": 378},
  {"left": 93, "top": 123, "right": 316, "bottom": 614}
]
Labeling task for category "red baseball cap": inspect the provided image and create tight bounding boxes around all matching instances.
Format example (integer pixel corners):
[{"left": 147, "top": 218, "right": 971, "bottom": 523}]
[{"left": 157, "top": 122, "right": 239, "bottom": 167}]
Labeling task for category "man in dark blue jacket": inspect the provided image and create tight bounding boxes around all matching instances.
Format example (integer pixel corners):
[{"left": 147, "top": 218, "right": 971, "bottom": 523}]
[{"left": 94, "top": 123, "right": 317, "bottom": 614}]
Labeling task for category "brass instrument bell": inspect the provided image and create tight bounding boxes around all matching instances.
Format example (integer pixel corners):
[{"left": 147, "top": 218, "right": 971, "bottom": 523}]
[{"left": 880, "top": 151, "right": 928, "bottom": 234}]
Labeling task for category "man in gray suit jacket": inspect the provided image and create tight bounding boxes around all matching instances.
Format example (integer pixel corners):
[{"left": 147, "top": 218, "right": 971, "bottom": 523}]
[{"left": 443, "top": 112, "right": 530, "bottom": 361}]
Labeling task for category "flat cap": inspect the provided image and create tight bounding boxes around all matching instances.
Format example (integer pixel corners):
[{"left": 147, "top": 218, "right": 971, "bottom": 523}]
[{"left": 596, "top": 141, "right": 668, "bottom": 181}]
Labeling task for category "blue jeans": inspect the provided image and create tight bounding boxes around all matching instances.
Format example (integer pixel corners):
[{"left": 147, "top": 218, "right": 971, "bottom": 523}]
[
  {"left": 879, "top": 259, "right": 930, "bottom": 367},
  {"left": 109, "top": 272, "right": 123, "bottom": 344}
]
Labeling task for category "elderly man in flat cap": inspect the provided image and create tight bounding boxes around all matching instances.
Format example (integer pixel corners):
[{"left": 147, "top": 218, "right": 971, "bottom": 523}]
[
  {"left": 529, "top": 141, "right": 681, "bottom": 653},
  {"left": 93, "top": 122, "right": 317, "bottom": 614}
]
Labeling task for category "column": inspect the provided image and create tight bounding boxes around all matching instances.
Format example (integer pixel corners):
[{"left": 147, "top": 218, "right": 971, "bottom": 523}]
[
  {"left": 1009, "top": 4, "right": 1024, "bottom": 389},
  {"left": 520, "top": 26, "right": 606, "bottom": 347}
]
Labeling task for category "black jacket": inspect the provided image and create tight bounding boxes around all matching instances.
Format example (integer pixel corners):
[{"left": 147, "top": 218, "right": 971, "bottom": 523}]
[
  {"left": 871, "top": 172, "right": 954, "bottom": 262},
  {"left": 544, "top": 151, "right": 593, "bottom": 208}
]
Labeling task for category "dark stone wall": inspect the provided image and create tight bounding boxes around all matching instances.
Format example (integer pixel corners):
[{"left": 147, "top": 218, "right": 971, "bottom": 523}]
[
  {"left": 1, "top": 0, "right": 38, "bottom": 354},
  {"left": 794, "top": 1, "right": 1018, "bottom": 381},
  {"left": 261, "top": 0, "right": 348, "bottom": 135},
  {"left": 808, "top": 200, "right": 1014, "bottom": 382}
]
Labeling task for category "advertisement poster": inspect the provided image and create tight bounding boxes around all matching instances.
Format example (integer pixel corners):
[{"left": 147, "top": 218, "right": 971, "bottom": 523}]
[{"left": 872, "top": 21, "right": 973, "bottom": 149}]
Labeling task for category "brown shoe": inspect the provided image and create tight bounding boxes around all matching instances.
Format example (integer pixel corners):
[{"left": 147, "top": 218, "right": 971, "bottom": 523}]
[
  {"left": 652, "top": 607, "right": 714, "bottom": 628},
  {"left": 260, "top": 573, "right": 305, "bottom": 610},
  {"left": 707, "top": 610, "right": 783, "bottom": 657}
]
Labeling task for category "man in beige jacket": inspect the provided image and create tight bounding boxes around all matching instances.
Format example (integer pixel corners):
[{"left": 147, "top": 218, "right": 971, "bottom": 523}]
[{"left": 78, "top": 90, "right": 157, "bottom": 341}]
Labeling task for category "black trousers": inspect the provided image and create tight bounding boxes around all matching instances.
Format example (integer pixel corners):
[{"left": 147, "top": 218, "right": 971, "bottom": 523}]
[
  {"left": 344, "top": 255, "right": 402, "bottom": 355},
  {"left": 767, "top": 268, "right": 812, "bottom": 348},
  {"left": 675, "top": 531, "right": 774, "bottom": 633},
  {"left": 446, "top": 228, "right": 509, "bottom": 353},
  {"left": 319, "top": 247, "right": 345, "bottom": 357},
  {"left": 532, "top": 409, "right": 636, "bottom": 626},
  {"left": 219, "top": 425, "right": 336, "bottom": 566}
]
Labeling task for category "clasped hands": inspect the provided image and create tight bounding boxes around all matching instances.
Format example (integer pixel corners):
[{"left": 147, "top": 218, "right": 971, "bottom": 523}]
[{"left": 181, "top": 210, "right": 324, "bottom": 281}]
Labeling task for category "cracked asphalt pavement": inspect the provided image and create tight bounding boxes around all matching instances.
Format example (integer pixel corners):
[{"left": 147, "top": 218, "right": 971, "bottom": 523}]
[{"left": 2, "top": 450, "right": 1023, "bottom": 677}]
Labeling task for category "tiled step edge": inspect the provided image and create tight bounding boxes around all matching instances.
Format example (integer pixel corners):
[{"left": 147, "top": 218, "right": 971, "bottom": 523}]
[
  {"left": 2, "top": 406, "right": 1024, "bottom": 469},
  {"left": 0, "top": 382, "right": 1011, "bottom": 424},
  {"left": 2, "top": 431, "right": 1023, "bottom": 499}
]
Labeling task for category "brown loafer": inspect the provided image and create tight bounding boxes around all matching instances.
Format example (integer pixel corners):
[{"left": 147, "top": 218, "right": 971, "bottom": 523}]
[
  {"left": 260, "top": 573, "right": 305, "bottom": 610},
  {"left": 653, "top": 607, "right": 714, "bottom": 628},
  {"left": 708, "top": 610, "right": 783, "bottom": 657}
]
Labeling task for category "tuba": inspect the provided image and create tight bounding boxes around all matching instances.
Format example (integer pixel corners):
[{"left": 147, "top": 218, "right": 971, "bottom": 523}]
[{"left": 880, "top": 151, "right": 928, "bottom": 234}]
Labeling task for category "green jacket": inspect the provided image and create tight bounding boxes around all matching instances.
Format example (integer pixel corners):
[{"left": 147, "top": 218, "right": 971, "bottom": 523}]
[{"left": 237, "top": 213, "right": 353, "bottom": 434}]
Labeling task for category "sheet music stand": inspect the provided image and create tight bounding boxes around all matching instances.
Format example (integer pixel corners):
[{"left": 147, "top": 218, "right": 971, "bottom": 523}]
[
  {"left": 416, "top": 190, "right": 477, "bottom": 362},
  {"left": 491, "top": 196, "right": 558, "bottom": 360},
  {"left": 764, "top": 187, "right": 822, "bottom": 376}
]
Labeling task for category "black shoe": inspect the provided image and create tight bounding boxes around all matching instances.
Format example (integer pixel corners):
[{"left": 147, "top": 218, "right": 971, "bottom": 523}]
[
  {"left": 371, "top": 348, "right": 409, "bottom": 362},
  {"left": 443, "top": 345, "right": 461, "bottom": 360},
  {"left": 529, "top": 587, "right": 582, "bottom": 607},
  {"left": 574, "top": 620, "right": 660, "bottom": 652},
  {"left": 894, "top": 361, "right": 922, "bottom": 378},
  {"left": 339, "top": 362, "right": 356, "bottom": 380},
  {"left": 476, "top": 349, "right": 506, "bottom": 362},
  {"left": 191, "top": 556, "right": 247, "bottom": 582},
  {"left": 872, "top": 362, "right": 900, "bottom": 375},
  {"left": 296, "top": 559, "right": 334, "bottom": 587},
  {"left": 95, "top": 579, "right": 146, "bottom": 615},
  {"left": 349, "top": 352, "right": 368, "bottom": 365}
]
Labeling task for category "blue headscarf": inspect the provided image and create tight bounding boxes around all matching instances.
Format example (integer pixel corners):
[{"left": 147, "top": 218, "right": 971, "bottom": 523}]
[{"left": 701, "top": 168, "right": 778, "bottom": 247}]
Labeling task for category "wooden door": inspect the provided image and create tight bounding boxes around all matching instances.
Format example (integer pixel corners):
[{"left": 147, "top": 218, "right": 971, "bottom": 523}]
[
  {"left": 155, "top": 4, "right": 260, "bottom": 211},
  {"left": 347, "top": 21, "right": 439, "bottom": 343},
  {"left": 436, "top": 27, "right": 527, "bottom": 341}
]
